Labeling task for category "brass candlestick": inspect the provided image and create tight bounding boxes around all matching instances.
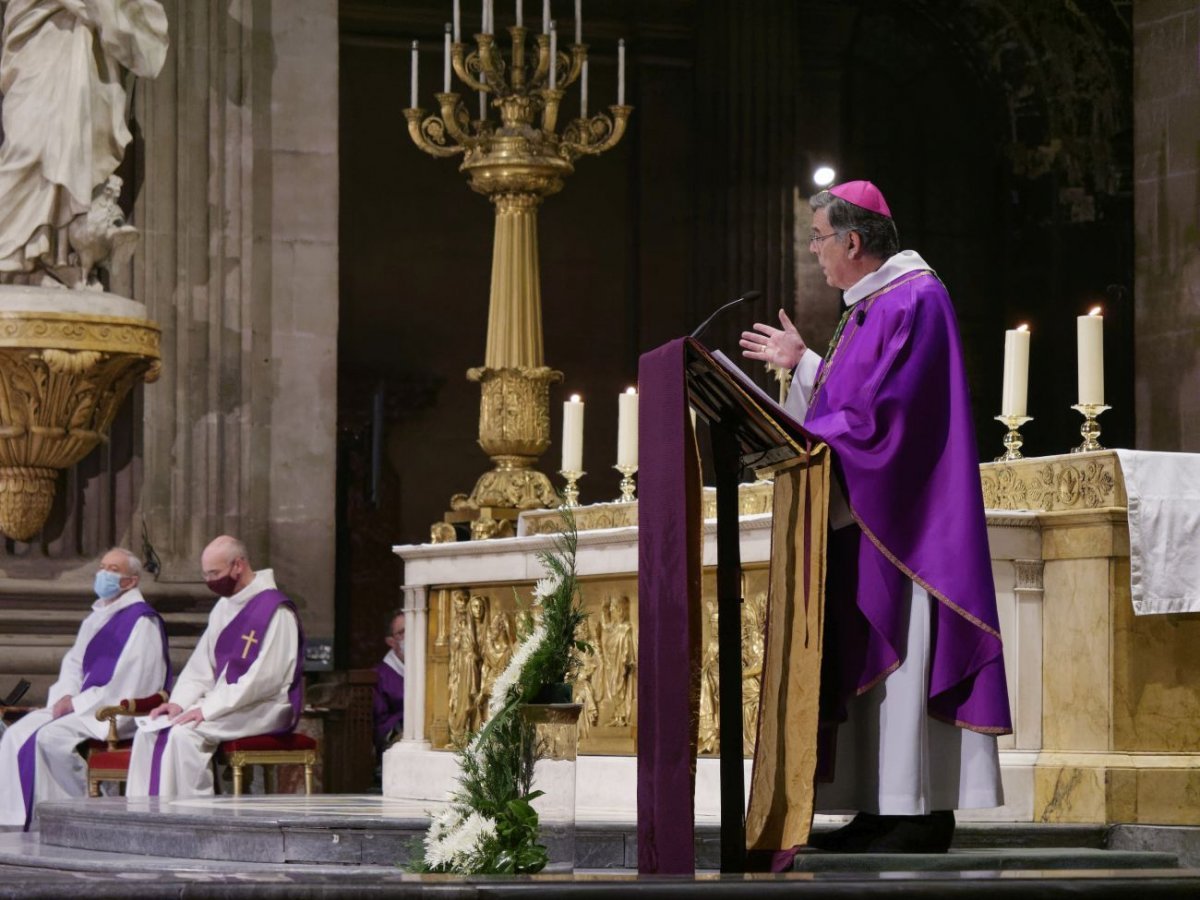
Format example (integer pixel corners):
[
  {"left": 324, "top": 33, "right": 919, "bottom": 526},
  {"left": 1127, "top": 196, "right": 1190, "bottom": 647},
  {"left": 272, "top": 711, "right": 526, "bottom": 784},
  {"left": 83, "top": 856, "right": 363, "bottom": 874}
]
[
  {"left": 994, "top": 414, "right": 1033, "bottom": 462},
  {"left": 405, "top": 22, "right": 632, "bottom": 536},
  {"left": 1070, "top": 403, "right": 1110, "bottom": 453},
  {"left": 614, "top": 463, "right": 637, "bottom": 503},
  {"left": 559, "top": 469, "right": 585, "bottom": 508}
]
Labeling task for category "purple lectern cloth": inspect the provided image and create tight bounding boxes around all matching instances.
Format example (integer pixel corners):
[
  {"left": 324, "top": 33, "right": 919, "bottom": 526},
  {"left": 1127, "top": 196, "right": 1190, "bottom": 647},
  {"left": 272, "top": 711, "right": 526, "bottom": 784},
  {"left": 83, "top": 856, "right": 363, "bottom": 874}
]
[
  {"left": 636, "top": 338, "right": 703, "bottom": 875},
  {"left": 19, "top": 599, "right": 167, "bottom": 828},
  {"left": 372, "top": 661, "right": 404, "bottom": 750},
  {"left": 806, "top": 271, "right": 1011, "bottom": 734}
]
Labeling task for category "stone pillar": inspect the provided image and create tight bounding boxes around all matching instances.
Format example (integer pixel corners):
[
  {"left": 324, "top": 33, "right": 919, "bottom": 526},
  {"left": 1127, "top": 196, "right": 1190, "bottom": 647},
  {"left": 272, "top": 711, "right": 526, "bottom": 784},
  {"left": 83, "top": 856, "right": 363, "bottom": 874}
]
[
  {"left": 401, "top": 583, "right": 431, "bottom": 747},
  {"left": 134, "top": 0, "right": 338, "bottom": 641}
]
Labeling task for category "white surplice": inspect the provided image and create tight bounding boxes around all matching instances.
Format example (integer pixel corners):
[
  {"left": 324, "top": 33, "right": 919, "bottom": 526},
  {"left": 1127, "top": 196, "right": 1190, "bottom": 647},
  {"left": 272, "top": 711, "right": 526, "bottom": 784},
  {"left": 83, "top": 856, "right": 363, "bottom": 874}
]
[
  {"left": 126, "top": 570, "right": 299, "bottom": 799},
  {"left": 0, "top": 587, "right": 169, "bottom": 826},
  {"left": 783, "top": 252, "right": 1003, "bottom": 815}
]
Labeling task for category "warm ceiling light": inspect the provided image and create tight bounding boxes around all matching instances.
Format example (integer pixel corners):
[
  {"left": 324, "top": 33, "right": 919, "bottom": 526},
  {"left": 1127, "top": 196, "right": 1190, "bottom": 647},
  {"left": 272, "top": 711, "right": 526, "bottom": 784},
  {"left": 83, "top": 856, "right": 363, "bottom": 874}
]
[{"left": 813, "top": 166, "right": 836, "bottom": 187}]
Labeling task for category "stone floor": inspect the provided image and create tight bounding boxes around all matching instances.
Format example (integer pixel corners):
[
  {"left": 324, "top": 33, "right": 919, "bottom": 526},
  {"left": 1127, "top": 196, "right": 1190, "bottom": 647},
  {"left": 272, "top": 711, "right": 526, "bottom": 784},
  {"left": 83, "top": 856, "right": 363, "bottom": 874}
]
[{"left": 2, "top": 795, "right": 1199, "bottom": 898}]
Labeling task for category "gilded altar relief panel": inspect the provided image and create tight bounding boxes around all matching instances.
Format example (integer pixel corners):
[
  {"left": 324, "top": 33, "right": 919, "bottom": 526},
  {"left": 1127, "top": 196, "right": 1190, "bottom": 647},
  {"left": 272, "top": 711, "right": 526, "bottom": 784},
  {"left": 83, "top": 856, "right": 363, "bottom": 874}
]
[{"left": 425, "top": 565, "right": 770, "bottom": 757}]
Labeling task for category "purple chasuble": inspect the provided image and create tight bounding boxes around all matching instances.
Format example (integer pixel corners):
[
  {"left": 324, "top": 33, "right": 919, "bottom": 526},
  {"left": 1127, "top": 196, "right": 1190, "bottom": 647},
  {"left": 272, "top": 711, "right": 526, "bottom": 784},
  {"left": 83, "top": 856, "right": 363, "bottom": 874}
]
[
  {"left": 372, "top": 661, "right": 404, "bottom": 751},
  {"left": 805, "top": 270, "right": 1012, "bottom": 735},
  {"left": 148, "top": 590, "right": 304, "bottom": 796},
  {"left": 635, "top": 338, "right": 703, "bottom": 875},
  {"left": 18, "top": 600, "right": 169, "bottom": 828}
]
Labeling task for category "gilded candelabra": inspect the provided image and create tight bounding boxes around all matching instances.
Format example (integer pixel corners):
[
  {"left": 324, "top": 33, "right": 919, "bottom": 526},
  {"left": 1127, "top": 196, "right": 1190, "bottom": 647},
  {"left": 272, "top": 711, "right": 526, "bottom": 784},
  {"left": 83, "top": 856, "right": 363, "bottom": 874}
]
[
  {"left": 994, "top": 414, "right": 1033, "bottom": 462},
  {"left": 405, "top": 14, "right": 631, "bottom": 537}
]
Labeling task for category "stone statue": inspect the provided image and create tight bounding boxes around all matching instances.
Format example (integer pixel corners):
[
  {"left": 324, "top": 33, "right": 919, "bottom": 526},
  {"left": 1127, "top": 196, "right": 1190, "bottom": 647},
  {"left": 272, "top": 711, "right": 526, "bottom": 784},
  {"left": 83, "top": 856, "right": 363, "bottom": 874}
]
[
  {"left": 697, "top": 602, "right": 721, "bottom": 754},
  {"left": 600, "top": 595, "right": 636, "bottom": 728},
  {"left": 0, "top": 0, "right": 169, "bottom": 288}
]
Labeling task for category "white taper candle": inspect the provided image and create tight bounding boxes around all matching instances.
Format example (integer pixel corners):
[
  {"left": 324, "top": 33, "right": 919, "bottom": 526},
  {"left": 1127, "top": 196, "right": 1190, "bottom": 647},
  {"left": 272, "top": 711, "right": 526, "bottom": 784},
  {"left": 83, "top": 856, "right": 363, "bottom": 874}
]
[
  {"left": 444, "top": 25, "right": 452, "bottom": 92},
  {"left": 516, "top": 0, "right": 523, "bottom": 27},
  {"left": 617, "top": 387, "right": 638, "bottom": 468},
  {"left": 562, "top": 394, "right": 584, "bottom": 472},
  {"left": 575, "top": 0, "right": 582, "bottom": 43},
  {"left": 410, "top": 41, "right": 418, "bottom": 108},
  {"left": 454, "top": 0, "right": 461, "bottom": 41},
  {"left": 581, "top": 59, "right": 588, "bottom": 117},
  {"left": 618, "top": 38, "right": 625, "bottom": 105},
  {"left": 1077, "top": 308, "right": 1104, "bottom": 406},
  {"left": 543, "top": 0, "right": 549, "bottom": 34},
  {"left": 549, "top": 21, "right": 557, "bottom": 89},
  {"left": 1000, "top": 324, "right": 1030, "bottom": 418}
]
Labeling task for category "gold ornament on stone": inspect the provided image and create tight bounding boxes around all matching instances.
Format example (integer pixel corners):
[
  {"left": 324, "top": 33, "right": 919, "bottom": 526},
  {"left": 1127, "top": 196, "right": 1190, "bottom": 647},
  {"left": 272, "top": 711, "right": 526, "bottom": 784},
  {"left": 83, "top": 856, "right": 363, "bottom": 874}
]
[
  {"left": 0, "top": 304, "right": 160, "bottom": 540},
  {"left": 405, "top": 18, "right": 631, "bottom": 535}
]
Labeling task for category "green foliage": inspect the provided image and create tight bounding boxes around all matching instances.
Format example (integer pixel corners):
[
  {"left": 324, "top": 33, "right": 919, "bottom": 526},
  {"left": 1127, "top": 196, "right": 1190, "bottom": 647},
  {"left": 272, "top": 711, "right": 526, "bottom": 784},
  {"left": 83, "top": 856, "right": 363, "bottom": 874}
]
[{"left": 411, "top": 514, "right": 585, "bottom": 875}]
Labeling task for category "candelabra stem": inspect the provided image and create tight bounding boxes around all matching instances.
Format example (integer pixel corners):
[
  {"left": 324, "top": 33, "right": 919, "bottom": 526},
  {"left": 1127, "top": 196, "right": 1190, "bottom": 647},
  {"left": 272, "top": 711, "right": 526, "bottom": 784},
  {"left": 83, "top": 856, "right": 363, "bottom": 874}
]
[
  {"left": 1070, "top": 404, "right": 1111, "bottom": 453},
  {"left": 559, "top": 470, "right": 585, "bottom": 508},
  {"left": 615, "top": 463, "right": 637, "bottom": 503},
  {"left": 994, "top": 414, "right": 1033, "bottom": 462}
]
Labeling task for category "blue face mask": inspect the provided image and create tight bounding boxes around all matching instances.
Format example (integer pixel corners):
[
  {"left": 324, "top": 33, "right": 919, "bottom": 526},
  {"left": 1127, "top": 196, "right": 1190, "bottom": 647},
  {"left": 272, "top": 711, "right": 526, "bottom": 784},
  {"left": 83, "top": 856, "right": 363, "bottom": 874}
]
[{"left": 93, "top": 570, "right": 124, "bottom": 600}]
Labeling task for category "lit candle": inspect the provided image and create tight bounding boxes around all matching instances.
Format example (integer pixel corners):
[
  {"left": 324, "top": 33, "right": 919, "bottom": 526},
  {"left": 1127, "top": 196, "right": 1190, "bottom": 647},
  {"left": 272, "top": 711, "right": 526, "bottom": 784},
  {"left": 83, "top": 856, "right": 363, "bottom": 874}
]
[
  {"left": 580, "top": 59, "right": 588, "bottom": 117},
  {"left": 516, "top": 0, "right": 523, "bottom": 27},
  {"left": 543, "top": 0, "right": 549, "bottom": 34},
  {"left": 549, "top": 21, "right": 557, "bottom": 89},
  {"left": 618, "top": 38, "right": 625, "bottom": 105},
  {"left": 1000, "top": 324, "right": 1030, "bottom": 418},
  {"left": 410, "top": 41, "right": 418, "bottom": 108},
  {"left": 562, "top": 394, "right": 584, "bottom": 472},
  {"left": 575, "top": 0, "right": 582, "bottom": 44},
  {"left": 617, "top": 387, "right": 638, "bottom": 468},
  {"left": 454, "top": 0, "right": 461, "bottom": 42},
  {"left": 1077, "top": 307, "right": 1104, "bottom": 406},
  {"left": 443, "top": 24, "right": 452, "bottom": 92}
]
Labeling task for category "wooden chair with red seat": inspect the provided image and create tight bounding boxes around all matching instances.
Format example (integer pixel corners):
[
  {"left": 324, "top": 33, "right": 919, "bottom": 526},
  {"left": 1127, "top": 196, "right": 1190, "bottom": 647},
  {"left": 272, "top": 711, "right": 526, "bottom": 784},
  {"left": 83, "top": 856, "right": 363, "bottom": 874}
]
[
  {"left": 216, "top": 732, "right": 318, "bottom": 795},
  {"left": 87, "top": 690, "right": 169, "bottom": 796}
]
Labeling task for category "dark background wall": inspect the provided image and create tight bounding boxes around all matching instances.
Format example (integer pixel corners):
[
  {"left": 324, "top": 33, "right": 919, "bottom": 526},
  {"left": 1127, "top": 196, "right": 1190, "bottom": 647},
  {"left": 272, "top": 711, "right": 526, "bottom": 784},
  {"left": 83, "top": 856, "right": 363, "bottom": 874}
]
[{"left": 337, "top": 0, "right": 1135, "bottom": 668}]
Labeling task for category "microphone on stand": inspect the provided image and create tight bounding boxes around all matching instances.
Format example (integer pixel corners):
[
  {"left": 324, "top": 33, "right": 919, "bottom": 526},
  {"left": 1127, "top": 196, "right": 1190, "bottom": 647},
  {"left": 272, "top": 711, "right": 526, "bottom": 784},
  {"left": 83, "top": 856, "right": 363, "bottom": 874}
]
[{"left": 690, "top": 290, "right": 764, "bottom": 340}]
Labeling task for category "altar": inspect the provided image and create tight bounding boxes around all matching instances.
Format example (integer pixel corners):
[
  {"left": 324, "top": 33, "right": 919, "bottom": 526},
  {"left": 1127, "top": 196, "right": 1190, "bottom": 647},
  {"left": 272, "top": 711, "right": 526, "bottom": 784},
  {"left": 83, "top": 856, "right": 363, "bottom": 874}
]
[{"left": 387, "top": 449, "right": 1200, "bottom": 826}]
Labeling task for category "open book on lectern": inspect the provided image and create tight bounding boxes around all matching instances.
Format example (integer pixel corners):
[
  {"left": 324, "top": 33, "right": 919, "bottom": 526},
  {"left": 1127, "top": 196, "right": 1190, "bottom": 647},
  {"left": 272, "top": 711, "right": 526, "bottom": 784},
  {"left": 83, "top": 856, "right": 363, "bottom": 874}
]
[{"left": 683, "top": 337, "right": 820, "bottom": 472}]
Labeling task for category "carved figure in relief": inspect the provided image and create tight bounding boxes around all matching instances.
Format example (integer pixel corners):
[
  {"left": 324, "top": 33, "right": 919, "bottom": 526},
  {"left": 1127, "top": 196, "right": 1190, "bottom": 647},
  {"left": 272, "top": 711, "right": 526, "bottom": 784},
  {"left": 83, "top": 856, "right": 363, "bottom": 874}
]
[
  {"left": 480, "top": 607, "right": 514, "bottom": 710},
  {"left": 741, "top": 592, "right": 767, "bottom": 756},
  {"left": 0, "top": 0, "right": 169, "bottom": 288},
  {"left": 697, "top": 601, "right": 720, "bottom": 754},
  {"left": 573, "top": 617, "right": 601, "bottom": 739},
  {"left": 600, "top": 595, "right": 636, "bottom": 727},
  {"left": 446, "top": 590, "right": 479, "bottom": 743},
  {"left": 466, "top": 595, "right": 491, "bottom": 731}
]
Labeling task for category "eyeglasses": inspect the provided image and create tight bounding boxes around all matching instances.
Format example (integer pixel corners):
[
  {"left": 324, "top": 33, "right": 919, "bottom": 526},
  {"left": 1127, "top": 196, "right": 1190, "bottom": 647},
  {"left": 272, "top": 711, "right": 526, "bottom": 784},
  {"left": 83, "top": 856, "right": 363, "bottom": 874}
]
[{"left": 808, "top": 230, "right": 844, "bottom": 247}]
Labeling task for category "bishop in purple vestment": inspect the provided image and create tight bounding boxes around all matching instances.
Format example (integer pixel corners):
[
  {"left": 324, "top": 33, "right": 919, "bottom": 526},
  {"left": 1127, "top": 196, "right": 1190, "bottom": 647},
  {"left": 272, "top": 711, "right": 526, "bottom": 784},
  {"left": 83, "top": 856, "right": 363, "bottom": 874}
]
[
  {"left": 741, "top": 181, "right": 1012, "bottom": 854},
  {"left": 373, "top": 609, "right": 405, "bottom": 753},
  {"left": 0, "top": 548, "right": 170, "bottom": 828}
]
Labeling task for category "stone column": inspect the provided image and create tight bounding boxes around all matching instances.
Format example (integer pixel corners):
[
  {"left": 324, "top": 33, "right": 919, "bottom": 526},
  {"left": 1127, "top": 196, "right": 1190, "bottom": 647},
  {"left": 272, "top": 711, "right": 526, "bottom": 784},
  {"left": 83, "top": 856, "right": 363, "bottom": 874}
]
[
  {"left": 133, "top": 0, "right": 338, "bottom": 641},
  {"left": 401, "top": 583, "right": 431, "bottom": 747}
]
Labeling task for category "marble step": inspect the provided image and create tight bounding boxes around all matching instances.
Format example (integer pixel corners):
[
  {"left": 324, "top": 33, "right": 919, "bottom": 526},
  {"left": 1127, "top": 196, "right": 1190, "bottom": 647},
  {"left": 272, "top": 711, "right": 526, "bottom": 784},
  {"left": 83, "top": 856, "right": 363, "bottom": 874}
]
[{"left": 31, "top": 797, "right": 1182, "bottom": 873}]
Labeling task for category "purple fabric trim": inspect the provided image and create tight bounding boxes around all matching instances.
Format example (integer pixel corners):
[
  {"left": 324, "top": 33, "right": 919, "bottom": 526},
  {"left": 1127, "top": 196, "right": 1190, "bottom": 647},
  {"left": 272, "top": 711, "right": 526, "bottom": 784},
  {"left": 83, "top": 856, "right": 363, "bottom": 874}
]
[
  {"left": 148, "top": 727, "right": 171, "bottom": 796},
  {"left": 636, "top": 338, "right": 702, "bottom": 875},
  {"left": 16, "top": 729, "right": 39, "bottom": 829},
  {"left": 805, "top": 271, "right": 1011, "bottom": 733},
  {"left": 212, "top": 589, "right": 305, "bottom": 730},
  {"left": 372, "top": 662, "right": 404, "bottom": 750},
  {"left": 81, "top": 602, "right": 172, "bottom": 692}
]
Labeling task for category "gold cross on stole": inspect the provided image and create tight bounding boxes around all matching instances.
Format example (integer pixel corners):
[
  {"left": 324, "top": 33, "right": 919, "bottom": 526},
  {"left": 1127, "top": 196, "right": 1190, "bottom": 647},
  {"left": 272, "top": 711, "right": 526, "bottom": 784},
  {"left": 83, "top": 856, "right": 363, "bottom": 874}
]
[{"left": 240, "top": 629, "right": 259, "bottom": 659}]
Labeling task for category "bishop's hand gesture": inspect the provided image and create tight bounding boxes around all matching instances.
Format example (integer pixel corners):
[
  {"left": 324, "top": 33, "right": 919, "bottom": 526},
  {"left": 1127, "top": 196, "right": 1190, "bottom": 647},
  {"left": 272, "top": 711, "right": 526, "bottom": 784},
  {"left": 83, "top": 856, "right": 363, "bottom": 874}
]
[{"left": 739, "top": 309, "right": 807, "bottom": 371}]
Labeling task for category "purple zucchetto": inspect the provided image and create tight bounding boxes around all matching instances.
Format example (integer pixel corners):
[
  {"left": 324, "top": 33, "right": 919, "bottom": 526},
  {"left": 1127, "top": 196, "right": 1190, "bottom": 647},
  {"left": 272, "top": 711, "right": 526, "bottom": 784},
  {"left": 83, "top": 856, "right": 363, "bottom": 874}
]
[{"left": 829, "top": 180, "right": 892, "bottom": 219}]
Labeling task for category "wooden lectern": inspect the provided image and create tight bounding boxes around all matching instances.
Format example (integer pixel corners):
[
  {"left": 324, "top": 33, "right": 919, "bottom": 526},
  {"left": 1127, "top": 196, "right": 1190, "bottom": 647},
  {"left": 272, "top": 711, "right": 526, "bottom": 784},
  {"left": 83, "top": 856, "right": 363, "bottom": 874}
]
[{"left": 637, "top": 337, "right": 830, "bottom": 874}]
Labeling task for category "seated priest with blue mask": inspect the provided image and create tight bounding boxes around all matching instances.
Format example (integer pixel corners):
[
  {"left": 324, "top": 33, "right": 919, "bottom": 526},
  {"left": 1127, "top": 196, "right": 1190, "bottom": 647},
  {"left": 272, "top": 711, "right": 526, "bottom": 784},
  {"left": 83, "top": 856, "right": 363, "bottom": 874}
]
[
  {"left": 0, "top": 549, "right": 171, "bottom": 829},
  {"left": 126, "top": 535, "right": 304, "bottom": 799}
]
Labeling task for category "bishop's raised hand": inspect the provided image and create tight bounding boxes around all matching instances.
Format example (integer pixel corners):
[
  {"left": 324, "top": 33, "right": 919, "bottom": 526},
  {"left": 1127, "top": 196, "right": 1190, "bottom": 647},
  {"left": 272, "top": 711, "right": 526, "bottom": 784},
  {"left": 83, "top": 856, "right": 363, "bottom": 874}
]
[{"left": 739, "top": 308, "right": 807, "bottom": 371}]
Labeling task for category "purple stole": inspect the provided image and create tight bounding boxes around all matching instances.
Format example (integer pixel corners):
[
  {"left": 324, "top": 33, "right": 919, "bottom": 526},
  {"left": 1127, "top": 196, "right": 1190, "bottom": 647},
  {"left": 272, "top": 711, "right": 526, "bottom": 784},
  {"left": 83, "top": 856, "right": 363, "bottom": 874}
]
[
  {"left": 18, "top": 600, "right": 168, "bottom": 829},
  {"left": 148, "top": 589, "right": 304, "bottom": 795}
]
